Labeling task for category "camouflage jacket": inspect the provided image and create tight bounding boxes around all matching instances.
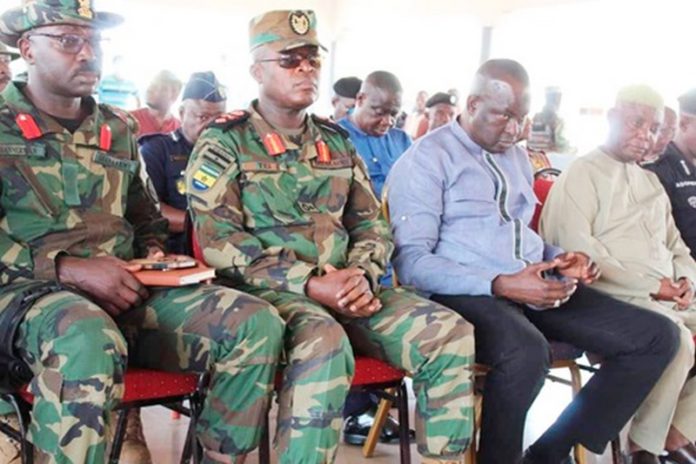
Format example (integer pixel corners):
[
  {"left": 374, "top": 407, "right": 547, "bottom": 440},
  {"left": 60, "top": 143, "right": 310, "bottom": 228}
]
[
  {"left": 187, "top": 102, "right": 392, "bottom": 294},
  {"left": 0, "top": 82, "right": 167, "bottom": 286}
]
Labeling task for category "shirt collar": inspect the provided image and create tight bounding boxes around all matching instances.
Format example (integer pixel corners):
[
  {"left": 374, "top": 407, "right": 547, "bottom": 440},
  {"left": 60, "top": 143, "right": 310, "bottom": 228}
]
[
  {"left": 1, "top": 81, "right": 103, "bottom": 144},
  {"left": 449, "top": 117, "right": 485, "bottom": 157},
  {"left": 247, "top": 100, "right": 323, "bottom": 160}
]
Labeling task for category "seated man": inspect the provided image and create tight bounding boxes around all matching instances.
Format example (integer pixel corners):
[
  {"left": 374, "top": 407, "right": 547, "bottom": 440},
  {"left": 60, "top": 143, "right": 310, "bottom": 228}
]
[
  {"left": 130, "top": 70, "right": 182, "bottom": 137},
  {"left": 338, "top": 70, "right": 411, "bottom": 198},
  {"left": 140, "top": 71, "right": 226, "bottom": 254},
  {"left": 386, "top": 59, "right": 679, "bottom": 464},
  {"left": 424, "top": 91, "right": 458, "bottom": 134},
  {"left": 0, "top": 2, "right": 283, "bottom": 463},
  {"left": 644, "top": 90, "right": 696, "bottom": 260},
  {"left": 541, "top": 85, "right": 696, "bottom": 464},
  {"left": 330, "top": 76, "right": 361, "bottom": 121},
  {"left": 187, "top": 10, "right": 475, "bottom": 464}
]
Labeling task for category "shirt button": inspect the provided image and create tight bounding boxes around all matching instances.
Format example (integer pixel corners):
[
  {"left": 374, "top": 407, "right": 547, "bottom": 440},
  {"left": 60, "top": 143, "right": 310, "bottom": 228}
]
[
  {"left": 372, "top": 158, "right": 378, "bottom": 163},
  {"left": 400, "top": 215, "right": 407, "bottom": 221}
]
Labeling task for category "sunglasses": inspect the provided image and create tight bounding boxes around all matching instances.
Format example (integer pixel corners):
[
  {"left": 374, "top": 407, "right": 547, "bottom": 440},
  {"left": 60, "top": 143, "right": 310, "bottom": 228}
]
[
  {"left": 27, "top": 33, "right": 108, "bottom": 54},
  {"left": 256, "top": 53, "right": 323, "bottom": 70}
]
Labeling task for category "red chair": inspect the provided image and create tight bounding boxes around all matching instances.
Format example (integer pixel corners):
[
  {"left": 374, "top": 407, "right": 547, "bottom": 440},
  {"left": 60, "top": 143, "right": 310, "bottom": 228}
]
[
  {"left": 189, "top": 222, "right": 412, "bottom": 464},
  {"left": 0, "top": 368, "right": 208, "bottom": 464}
]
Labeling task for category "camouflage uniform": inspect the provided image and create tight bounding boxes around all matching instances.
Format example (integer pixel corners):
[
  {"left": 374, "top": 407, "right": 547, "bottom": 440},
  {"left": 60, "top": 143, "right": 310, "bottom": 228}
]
[
  {"left": 187, "top": 103, "right": 475, "bottom": 463},
  {"left": 0, "top": 82, "right": 284, "bottom": 463}
]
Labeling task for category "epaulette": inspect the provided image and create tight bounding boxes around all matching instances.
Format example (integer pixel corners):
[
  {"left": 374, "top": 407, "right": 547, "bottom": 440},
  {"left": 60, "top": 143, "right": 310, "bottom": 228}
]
[
  {"left": 311, "top": 114, "right": 349, "bottom": 138},
  {"left": 209, "top": 110, "right": 250, "bottom": 131},
  {"left": 100, "top": 103, "right": 138, "bottom": 132},
  {"left": 137, "top": 132, "right": 169, "bottom": 146}
]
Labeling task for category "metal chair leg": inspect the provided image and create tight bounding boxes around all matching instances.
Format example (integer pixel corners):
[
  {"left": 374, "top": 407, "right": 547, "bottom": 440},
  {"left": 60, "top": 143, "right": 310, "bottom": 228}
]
[
  {"left": 611, "top": 437, "right": 623, "bottom": 464},
  {"left": 568, "top": 364, "right": 587, "bottom": 464},
  {"left": 396, "top": 382, "right": 411, "bottom": 464},
  {"left": 108, "top": 408, "right": 128, "bottom": 464},
  {"left": 258, "top": 414, "right": 271, "bottom": 464},
  {"left": 362, "top": 394, "right": 394, "bottom": 458},
  {"left": 7, "top": 394, "right": 33, "bottom": 464}
]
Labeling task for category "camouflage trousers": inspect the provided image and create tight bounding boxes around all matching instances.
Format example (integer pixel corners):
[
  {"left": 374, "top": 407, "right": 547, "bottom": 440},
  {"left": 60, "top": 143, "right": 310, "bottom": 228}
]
[
  {"left": 244, "top": 286, "right": 475, "bottom": 464},
  {"left": 0, "top": 281, "right": 284, "bottom": 464}
]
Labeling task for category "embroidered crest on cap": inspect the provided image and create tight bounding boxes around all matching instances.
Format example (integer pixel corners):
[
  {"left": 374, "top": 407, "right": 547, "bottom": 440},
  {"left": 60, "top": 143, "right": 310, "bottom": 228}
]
[
  {"left": 77, "top": 0, "right": 93, "bottom": 19},
  {"left": 289, "top": 11, "right": 310, "bottom": 35}
]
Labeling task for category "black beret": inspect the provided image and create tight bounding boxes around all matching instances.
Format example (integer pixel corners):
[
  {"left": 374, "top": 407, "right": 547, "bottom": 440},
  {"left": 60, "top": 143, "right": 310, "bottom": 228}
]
[
  {"left": 333, "top": 76, "right": 362, "bottom": 99},
  {"left": 182, "top": 71, "right": 226, "bottom": 102},
  {"left": 426, "top": 92, "right": 458, "bottom": 108},
  {"left": 678, "top": 88, "right": 696, "bottom": 115}
]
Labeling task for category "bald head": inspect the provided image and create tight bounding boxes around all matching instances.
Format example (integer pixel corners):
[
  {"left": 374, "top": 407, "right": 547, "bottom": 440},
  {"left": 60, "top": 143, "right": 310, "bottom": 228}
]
[
  {"left": 461, "top": 59, "right": 530, "bottom": 153},
  {"left": 353, "top": 70, "right": 403, "bottom": 136},
  {"left": 470, "top": 59, "right": 530, "bottom": 98}
]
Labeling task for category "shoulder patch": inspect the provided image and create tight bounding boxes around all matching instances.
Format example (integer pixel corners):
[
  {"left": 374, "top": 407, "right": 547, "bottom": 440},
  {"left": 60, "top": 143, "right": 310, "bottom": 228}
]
[
  {"left": 311, "top": 114, "right": 349, "bottom": 138},
  {"left": 210, "top": 110, "right": 250, "bottom": 131}
]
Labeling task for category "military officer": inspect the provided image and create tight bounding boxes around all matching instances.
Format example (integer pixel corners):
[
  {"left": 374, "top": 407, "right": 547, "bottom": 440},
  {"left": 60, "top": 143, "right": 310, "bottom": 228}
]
[
  {"left": 140, "top": 71, "right": 226, "bottom": 254},
  {"left": 0, "top": 2, "right": 284, "bottom": 463},
  {"left": 187, "top": 9, "right": 475, "bottom": 464}
]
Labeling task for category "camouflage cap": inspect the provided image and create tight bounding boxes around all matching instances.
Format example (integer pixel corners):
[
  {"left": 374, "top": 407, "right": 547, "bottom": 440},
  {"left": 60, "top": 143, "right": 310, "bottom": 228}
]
[
  {"left": 0, "top": 43, "right": 19, "bottom": 60},
  {"left": 0, "top": 0, "right": 123, "bottom": 47},
  {"left": 249, "top": 10, "right": 326, "bottom": 53}
]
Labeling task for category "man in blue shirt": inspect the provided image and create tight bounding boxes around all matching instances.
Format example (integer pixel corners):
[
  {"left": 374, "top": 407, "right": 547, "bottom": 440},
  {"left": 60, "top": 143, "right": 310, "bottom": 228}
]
[
  {"left": 386, "top": 59, "right": 678, "bottom": 464},
  {"left": 339, "top": 70, "right": 411, "bottom": 198},
  {"left": 140, "top": 72, "right": 226, "bottom": 254},
  {"left": 338, "top": 70, "right": 414, "bottom": 446}
]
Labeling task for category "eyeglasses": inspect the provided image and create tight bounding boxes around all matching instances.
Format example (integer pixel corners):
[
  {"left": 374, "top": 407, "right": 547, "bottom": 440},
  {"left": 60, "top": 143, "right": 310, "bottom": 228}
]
[
  {"left": 256, "top": 53, "right": 322, "bottom": 70},
  {"left": 0, "top": 56, "right": 11, "bottom": 64},
  {"left": 27, "top": 33, "right": 108, "bottom": 54}
]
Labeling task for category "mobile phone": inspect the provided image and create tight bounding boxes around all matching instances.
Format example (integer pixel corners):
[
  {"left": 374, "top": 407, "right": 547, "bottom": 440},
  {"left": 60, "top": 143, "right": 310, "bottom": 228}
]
[{"left": 130, "top": 256, "right": 197, "bottom": 270}]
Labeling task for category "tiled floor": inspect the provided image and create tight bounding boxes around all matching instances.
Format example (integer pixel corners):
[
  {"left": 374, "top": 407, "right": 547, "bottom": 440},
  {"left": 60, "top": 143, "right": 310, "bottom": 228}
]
[{"left": 142, "top": 366, "right": 621, "bottom": 463}]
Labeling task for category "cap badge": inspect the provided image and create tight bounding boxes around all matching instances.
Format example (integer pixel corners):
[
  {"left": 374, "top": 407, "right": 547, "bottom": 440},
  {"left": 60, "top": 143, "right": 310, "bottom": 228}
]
[{"left": 289, "top": 11, "right": 310, "bottom": 35}]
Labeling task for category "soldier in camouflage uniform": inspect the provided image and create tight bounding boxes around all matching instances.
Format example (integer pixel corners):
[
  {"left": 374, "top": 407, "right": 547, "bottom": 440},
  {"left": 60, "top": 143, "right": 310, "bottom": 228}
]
[
  {"left": 0, "top": 1, "right": 284, "bottom": 463},
  {"left": 187, "top": 10, "right": 475, "bottom": 464}
]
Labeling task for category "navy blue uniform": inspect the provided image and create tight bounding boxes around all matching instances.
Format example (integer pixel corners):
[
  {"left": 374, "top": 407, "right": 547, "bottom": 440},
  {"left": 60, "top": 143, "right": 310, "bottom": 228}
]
[
  {"left": 139, "top": 129, "right": 193, "bottom": 254},
  {"left": 644, "top": 141, "right": 696, "bottom": 259}
]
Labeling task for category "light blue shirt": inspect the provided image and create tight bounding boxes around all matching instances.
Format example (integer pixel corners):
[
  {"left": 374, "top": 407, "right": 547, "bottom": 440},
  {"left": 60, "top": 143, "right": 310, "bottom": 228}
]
[
  {"left": 338, "top": 116, "right": 411, "bottom": 197},
  {"left": 386, "top": 120, "right": 564, "bottom": 296}
]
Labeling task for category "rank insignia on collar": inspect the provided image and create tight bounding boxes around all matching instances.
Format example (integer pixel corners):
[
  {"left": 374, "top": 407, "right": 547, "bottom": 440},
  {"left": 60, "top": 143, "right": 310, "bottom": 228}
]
[
  {"left": 263, "top": 133, "right": 286, "bottom": 156},
  {"left": 316, "top": 140, "right": 331, "bottom": 163},
  {"left": 15, "top": 113, "right": 42, "bottom": 140},
  {"left": 100, "top": 124, "right": 112, "bottom": 151}
]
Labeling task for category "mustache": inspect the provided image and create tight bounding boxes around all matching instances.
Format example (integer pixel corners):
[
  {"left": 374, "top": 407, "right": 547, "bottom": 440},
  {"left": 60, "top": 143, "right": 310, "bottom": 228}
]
[{"left": 74, "top": 62, "right": 101, "bottom": 75}]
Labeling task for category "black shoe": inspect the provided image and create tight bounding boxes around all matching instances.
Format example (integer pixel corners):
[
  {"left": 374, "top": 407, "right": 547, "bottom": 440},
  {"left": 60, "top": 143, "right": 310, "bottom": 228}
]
[{"left": 343, "top": 408, "right": 415, "bottom": 446}]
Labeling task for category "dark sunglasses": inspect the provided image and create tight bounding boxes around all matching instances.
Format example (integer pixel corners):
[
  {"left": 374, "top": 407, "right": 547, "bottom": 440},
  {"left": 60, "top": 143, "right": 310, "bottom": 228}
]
[{"left": 256, "top": 53, "right": 322, "bottom": 70}]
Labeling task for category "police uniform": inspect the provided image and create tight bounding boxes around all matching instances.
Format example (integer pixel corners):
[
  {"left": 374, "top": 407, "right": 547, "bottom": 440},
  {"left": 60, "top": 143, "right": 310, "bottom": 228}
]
[
  {"left": 139, "top": 129, "right": 191, "bottom": 253},
  {"left": 0, "top": 2, "right": 283, "bottom": 463},
  {"left": 187, "top": 10, "right": 474, "bottom": 464},
  {"left": 645, "top": 142, "right": 696, "bottom": 259}
]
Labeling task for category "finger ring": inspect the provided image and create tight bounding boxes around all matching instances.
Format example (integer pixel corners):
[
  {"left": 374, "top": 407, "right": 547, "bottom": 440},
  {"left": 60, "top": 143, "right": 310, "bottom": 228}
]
[{"left": 553, "top": 299, "right": 561, "bottom": 308}]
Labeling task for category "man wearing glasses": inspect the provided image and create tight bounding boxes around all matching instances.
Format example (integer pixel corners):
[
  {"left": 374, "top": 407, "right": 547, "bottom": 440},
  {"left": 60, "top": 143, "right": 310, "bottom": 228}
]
[
  {"left": 0, "top": 2, "right": 285, "bottom": 463},
  {"left": 187, "top": 9, "right": 475, "bottom": 464}
]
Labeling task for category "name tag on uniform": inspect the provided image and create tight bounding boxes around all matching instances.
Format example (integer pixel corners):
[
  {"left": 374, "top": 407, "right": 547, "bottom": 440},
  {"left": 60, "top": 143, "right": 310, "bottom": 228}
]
[
  {"left": 0, "top": 143, "right": 46, "bottom": 157},
  {"left": 93, "top": 151, "right": 138, "bottom": 174}
]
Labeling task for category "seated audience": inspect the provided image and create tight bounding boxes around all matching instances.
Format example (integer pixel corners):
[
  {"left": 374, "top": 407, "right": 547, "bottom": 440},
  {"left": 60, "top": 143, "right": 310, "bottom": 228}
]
[
  {"left": 541, "top": 85, "right": 696, "bottom": 464},
  {"left": 387, "top": 59, "right": 679, "bottom": 464}
]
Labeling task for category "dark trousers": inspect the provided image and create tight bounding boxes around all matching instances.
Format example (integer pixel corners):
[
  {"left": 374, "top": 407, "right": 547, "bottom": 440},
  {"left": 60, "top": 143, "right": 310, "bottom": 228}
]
[{"left": 433, "top": 285, "right": 679, "bottom": 464}]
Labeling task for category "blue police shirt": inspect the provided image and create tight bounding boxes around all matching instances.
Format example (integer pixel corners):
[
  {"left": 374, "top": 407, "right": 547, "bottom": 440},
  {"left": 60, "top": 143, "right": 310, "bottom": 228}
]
[
  {"left": 139, "top": 128, "right": 193, "bottom": 254},
  {"left": 338, "top": 116, "right": 412, "bottom": 197}
]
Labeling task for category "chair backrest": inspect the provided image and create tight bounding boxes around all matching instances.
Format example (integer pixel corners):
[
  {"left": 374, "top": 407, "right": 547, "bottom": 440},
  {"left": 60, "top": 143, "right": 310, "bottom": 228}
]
[
  {"left": 380, "top": 188, "right": 400, "bottom": 288},
  {"left": 530, "top": 170, "right": 560, "bottom": 233},
  {"left": 184, "top": 212, "right": 206, "bottom": 264}
]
